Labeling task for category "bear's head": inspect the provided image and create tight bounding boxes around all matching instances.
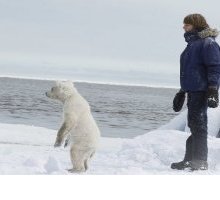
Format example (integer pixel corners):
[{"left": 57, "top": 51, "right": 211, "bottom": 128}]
[{"left": 46, "top": 80, "right": 76, "bottom": 102}]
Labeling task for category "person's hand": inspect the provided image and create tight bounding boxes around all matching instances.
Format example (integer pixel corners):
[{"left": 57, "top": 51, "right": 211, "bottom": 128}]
[
  {"left": 173, "top": 89, "right": 186, "bottom": 112},
  {"left": 207, "top": 87, "right": 219, "bottom": 108}
]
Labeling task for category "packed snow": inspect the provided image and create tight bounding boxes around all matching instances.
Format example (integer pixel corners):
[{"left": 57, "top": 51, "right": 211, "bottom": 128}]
[{"left": 1, "top": 106, "right": 220, "bottom": 174}]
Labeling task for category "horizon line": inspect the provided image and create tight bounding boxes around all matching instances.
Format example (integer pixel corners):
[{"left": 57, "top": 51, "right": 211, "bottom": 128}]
[{"left": 0, "top": 75, "right": 179, "bottom": 89}]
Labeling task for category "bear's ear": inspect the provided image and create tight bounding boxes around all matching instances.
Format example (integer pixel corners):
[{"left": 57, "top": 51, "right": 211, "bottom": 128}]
[
  {"left": 66, "top": 80, "right": 74, "bottom": 88},
  {"left": 55, "top": 81, "right": 62, "bottom": 87}
]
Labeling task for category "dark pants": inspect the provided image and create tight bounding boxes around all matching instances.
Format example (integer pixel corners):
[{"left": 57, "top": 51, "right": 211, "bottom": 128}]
[{"left": 184, "top": 91, "right": 208, "bottom": 161}]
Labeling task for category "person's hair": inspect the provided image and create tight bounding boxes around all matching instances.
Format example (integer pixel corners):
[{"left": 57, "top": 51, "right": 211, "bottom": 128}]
[{"left": 183, "top": 14, "right": 209, "bottom": 31}]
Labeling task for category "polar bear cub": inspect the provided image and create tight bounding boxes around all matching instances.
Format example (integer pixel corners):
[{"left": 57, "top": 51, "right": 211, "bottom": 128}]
[{"left": 46, "top": 81, "right": 100, "bottom": 172}]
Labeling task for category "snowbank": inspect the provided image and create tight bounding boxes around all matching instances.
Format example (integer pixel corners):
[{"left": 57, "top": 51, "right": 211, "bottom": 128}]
[
  {"left": 160, "top": 106, "right": 220, "bottom": 137},
  {"left": 1, "top": 120, "right": 220, "bottom": 174}
]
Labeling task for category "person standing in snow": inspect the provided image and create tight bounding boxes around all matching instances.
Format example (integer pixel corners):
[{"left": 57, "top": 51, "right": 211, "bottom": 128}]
[{"left": 171, "top": 14, "right": 220, "bottom": 171}]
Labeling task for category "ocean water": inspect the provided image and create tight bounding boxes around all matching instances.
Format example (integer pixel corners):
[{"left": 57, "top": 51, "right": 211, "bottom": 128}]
[{"left": 0, "top": 77, "right": 179, "bottom": 138}]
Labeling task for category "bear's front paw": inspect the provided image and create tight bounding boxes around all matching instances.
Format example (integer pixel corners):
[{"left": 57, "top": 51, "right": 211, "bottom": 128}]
[
  {"left": 54, "top": 142, "right": 62, "bottom": 148},
  {"left": 54, "top": 138, "right": 63, "bottom": 148},
  {"left": 64, "top": 138, "right": 70, "bottom": 148}
]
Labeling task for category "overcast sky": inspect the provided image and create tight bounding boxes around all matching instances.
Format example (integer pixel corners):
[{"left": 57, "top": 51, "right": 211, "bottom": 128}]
[{"left": 0, "top": 0, "right": 220, "bottom": 86}]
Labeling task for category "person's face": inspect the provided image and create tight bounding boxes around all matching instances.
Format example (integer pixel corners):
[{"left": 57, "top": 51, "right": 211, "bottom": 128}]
[{"left": 183, "top": 23, "right": 194, "bottom": 32}]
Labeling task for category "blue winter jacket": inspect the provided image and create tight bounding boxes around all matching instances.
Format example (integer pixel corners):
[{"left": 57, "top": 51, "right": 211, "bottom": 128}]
[{"left": 180, "top": 28, "right": 220, "bottom": 92}]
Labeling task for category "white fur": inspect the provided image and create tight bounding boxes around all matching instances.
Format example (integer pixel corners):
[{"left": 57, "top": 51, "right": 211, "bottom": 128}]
[{"left": 46, "top": 81, "right": 100, "bottom": 172}]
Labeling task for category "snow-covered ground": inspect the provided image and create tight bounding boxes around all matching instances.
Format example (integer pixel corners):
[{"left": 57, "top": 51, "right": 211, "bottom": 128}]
[{"left": 1, "top": 107, "right": 220, "bottom": 175}]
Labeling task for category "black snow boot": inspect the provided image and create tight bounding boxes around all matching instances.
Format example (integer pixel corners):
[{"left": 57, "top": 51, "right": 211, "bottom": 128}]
[
  {"left": 171, "top": 160, "right": 191, "bottom": 170},
  {"left": 189, "top": 160, "right": 208, "bottom": 171}
]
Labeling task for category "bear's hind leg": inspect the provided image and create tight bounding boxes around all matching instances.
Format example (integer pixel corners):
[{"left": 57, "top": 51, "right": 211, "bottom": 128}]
[
  {"left": 84, "top": 159, "right": 89, "bottom": 171},
  {"left": 83, "top": 150, "right": 96, "bottom": 171},
  {"left": 68, "top": 147, "right": 86, "bottom": 173}
]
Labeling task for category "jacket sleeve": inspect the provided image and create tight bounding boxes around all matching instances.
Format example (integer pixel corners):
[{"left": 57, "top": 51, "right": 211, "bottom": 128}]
[{"left": 203, "top": 39, "right": 220, "bottom": 88}]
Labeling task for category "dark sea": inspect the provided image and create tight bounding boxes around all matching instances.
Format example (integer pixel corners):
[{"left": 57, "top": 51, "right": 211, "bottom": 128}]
[{"left": 0, "top": 77, "right": 179, "bottom": 138}]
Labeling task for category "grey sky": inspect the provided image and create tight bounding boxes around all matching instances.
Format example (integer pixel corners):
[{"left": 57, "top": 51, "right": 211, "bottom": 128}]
[{"left": 0, "top": 0, "right": 220, "bottom": 85}]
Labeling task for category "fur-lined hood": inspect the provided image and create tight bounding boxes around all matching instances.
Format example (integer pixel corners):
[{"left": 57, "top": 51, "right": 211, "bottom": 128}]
[{"left": 198, "top": 28, "right": 219, "bottom": 39}]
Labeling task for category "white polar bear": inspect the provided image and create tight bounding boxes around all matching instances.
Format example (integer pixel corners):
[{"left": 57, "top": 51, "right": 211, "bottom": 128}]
[{"left": 46, "top": 81, "right": 100, "bottom": 172}]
